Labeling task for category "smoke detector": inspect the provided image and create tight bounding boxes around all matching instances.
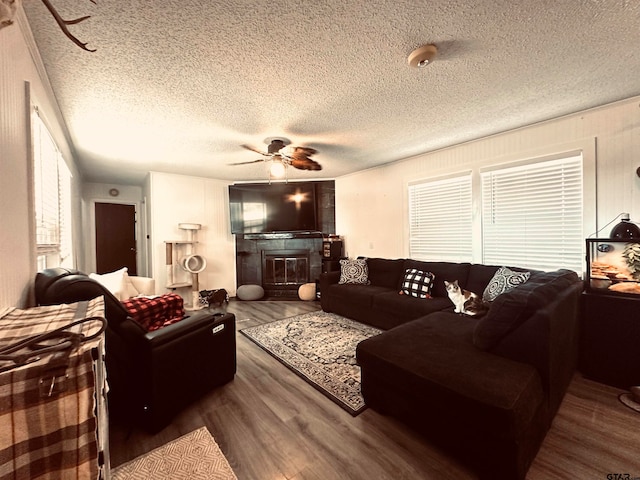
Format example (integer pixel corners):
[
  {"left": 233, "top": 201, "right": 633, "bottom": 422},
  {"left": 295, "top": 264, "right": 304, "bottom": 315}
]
[{"left": 408, "top": 44, "right": 438, "bottom": 68}]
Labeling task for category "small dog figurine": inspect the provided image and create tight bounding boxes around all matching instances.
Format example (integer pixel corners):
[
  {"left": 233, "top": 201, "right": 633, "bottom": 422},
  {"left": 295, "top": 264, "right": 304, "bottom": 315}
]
[{"left": 199, "top": 288, "right": 229, "bottom": 313}]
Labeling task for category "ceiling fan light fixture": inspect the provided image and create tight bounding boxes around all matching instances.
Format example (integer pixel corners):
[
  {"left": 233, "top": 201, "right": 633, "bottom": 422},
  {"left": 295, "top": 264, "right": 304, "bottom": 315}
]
[
  {"left": 408, "top": 44, "right": 438, "bottom": 68},
  {"left": 269, "top": 161, "right": 286, "bottom": 178}
]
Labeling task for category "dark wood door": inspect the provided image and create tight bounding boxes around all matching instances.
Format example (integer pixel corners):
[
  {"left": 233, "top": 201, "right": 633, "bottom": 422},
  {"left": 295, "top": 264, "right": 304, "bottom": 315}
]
[{"left": 95, "top": 202, "right": 137, "bottom": 275}]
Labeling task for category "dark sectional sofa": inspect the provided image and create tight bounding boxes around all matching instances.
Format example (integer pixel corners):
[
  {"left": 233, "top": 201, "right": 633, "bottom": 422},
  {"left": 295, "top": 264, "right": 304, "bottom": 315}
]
[{"left": 319, "top": 258, "right": 582, "bottom": 480}]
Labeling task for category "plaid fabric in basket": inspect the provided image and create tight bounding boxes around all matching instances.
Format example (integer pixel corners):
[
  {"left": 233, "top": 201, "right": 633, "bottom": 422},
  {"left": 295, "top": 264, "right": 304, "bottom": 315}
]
[
  {"left": 121, "top": 294, "right": 185, "bottom": 331},
  {"left": 0, "top": 297, "right": 105, "bottom": 480}
]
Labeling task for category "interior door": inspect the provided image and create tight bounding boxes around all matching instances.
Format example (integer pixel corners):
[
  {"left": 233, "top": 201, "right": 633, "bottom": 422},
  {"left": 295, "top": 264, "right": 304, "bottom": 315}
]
[{"left": 95, "top": 202, "right": 137, "bottom": 275}]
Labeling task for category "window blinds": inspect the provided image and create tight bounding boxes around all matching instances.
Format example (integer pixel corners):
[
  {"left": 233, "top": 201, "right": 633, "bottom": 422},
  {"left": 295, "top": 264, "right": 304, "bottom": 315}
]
[
  {"left": 481, "top": 154, "right": 583, "bottom": 272},
  {"left": 58, "top": 158, "right": 73, "bottom": 264},
  {"left": 408, "top": 174, "right": 473, "bottom": 262},
  {"left": 33, "top": 110, "right": 73, "bottom": 266},
  {"left": 34, "top": 114, "right": 60, "bottom": 254}
]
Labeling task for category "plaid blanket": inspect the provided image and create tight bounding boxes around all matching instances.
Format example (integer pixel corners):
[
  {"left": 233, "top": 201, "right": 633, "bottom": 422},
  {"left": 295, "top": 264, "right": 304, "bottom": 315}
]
[
  {"left": 121, "top": 294, "right": 185, "bottom": 331},
  {"left": 0, "top": 297, "right": 106, "bottom": 480}
]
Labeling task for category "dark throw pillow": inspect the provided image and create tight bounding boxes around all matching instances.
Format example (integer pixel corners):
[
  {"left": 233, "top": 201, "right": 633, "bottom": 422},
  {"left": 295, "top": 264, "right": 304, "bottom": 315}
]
[{"left": 400, "top": 268, "right": 435, "bottom": 298}]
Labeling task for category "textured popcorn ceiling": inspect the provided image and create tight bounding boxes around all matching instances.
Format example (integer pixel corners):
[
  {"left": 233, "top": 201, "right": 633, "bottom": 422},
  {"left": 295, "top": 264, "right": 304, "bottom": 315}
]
[{"left": 21, "top": 0, "right": 640, "bottom": 184}]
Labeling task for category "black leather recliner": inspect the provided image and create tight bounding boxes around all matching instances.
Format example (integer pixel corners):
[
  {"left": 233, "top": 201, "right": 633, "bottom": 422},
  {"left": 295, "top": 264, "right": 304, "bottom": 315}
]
[{"left": 34, "top": 268, "right": 236, "bottom": 433}]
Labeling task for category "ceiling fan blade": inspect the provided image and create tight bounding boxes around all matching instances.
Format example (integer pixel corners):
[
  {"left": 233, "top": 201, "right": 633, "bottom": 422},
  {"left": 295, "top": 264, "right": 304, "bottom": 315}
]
[
  {"left": 291, "top": 158, "right": 322, "bottom": 171},
  {"left": 228, "top": 159, "right": 266, "bottom": 166},
  {"left": 287, "top": 146, "right": 321, "bottom": 170},
  {"left": 291, "top": 146, "right": 318, "bottom": 158},
  {"left": 241, "top": 144, "right": 268, "bottom": 156}
]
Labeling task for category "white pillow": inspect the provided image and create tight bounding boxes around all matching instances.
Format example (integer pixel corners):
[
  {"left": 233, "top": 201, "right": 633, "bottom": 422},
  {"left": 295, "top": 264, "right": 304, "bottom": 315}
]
[
  {"left": 122, "top": 272, "right": 140, "bottom": 299},
  {"left": 89, "top": 267, "right": 128, "bottom": 301}
]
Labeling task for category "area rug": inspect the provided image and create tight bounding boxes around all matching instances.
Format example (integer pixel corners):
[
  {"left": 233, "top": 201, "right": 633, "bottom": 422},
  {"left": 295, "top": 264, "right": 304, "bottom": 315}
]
[
  {"left": 111, "top": 427, "right": 237, "bottom": 480},
  {"left": 240, "top": 311, "right": 382, "bottom": 415}
]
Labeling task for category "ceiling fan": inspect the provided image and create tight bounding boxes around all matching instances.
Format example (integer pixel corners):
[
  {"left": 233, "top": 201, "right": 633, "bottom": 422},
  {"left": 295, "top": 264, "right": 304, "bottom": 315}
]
[{"left": 229, "top": 138, "right": 322, "bottom": 177}]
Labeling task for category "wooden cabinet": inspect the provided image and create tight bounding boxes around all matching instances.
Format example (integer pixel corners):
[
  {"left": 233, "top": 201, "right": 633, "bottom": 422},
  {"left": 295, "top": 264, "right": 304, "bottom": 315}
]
[{"left": 580, "top": 292, "right": 640, "bottom": 389}]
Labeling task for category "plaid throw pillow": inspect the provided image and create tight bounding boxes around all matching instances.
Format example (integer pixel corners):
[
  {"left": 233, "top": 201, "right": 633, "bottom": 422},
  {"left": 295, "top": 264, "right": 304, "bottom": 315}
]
[{"left": 400, "top": 268, "right": 435, "bottom": 298}]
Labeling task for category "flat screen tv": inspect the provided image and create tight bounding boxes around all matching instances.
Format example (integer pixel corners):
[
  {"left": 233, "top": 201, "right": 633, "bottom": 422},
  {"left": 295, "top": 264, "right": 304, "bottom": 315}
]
[{"left": 228, "top": 182, "right": 318, "bottom": 234}]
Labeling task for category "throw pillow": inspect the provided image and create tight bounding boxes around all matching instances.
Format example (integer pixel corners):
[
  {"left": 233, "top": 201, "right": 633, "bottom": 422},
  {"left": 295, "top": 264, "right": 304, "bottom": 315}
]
[
  {"left": 400, "top": 268, "right": 435, "bottom": 298},
  {"left": 482, "top": 266, "right": 530, "bottom": 302},
  {"left": 338, "top": 259, "right": 370, "bottom": 285},
  {"left": 123, "top": 272, "right": 140, "bottom": 299},
  {"left": 89, "top": 267, "right": 128, "bottom": 301}
]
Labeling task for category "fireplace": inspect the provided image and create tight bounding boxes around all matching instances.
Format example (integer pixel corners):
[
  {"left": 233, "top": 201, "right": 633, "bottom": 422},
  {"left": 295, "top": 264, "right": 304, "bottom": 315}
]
[
  {"left": 262, "top": 250, "right": 310, "bottom": 296},
  {"left": 235, "top": 232, "right": 324, "bottom": 298},
  {"left": 233, "top": 182, "right": 335, "bottom": 298}
]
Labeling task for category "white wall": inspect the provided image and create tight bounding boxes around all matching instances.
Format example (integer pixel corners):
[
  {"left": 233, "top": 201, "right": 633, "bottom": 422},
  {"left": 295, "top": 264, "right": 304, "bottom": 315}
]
[
  {"left": 336, "top": 96, "right": 640, "bottom": 263},
  {"left": 146, "top": 172, "right": 236, "bottom": 305},
  {"left": 0, "top": 11, "right": 82, "bottom": 309}
]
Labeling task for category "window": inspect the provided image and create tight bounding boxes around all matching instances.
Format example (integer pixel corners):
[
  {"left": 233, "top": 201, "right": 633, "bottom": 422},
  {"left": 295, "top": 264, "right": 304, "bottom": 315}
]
[
  {"left": 33, "top": 109, "right": 73, "bottom": 269},
  {"left": 408, "top": 174, "right": 473, "bottom": 262},
  {"left": 481, "top": 153, "right": 583, "bottom": 272}
]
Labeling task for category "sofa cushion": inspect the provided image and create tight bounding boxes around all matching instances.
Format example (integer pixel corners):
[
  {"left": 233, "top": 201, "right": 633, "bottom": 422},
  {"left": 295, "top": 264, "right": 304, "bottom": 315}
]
[
  {"left": 372, "top": 291, "right": 452, "bottom": 320},
  {"left": 326, "top": 283, "right": 390, "bottom": 309},
  {"left": 357, "top": 313, "right": 544, "bottom": 439},
  {"left": 400, "top": 268, "right": 435, "bottom": 298},
  {"left": 338, "top": 258, "right": 370, "bottom": 285},
  {"left": 482, "top": 266, "right": 531, "bottom": 302},
  {"left": 474, "top": 269, "right": 580, "bottom": 350},
  {"left": 465, "top": 264, "right": 501, "bottom": 296},
  {"left": 403, "top": 260, "right": 471, "bottom": 298},
  {"left": 366, "top": 258, "right": 405, "bottom": 289}
]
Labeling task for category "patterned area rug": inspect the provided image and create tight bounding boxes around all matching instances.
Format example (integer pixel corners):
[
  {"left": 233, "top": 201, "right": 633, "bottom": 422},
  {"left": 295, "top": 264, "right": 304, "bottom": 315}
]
[
  {"left": 241, "top": 311, "right": 382, "bottom": 415},
  {"left": 111, "top": 427, "right": 237, "bottom": 480}
]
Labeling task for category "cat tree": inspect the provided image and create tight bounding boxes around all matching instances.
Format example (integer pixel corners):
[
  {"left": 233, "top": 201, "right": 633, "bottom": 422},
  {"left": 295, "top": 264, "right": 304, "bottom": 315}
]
[{"left": 165, "top": 223, "right": 206, "bottom": 309}]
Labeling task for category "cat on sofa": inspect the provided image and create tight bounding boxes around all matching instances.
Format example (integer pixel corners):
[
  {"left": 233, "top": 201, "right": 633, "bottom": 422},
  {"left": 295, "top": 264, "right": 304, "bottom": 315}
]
[{"left": 444, "top": 280, "right": 489, "bottom": 316}]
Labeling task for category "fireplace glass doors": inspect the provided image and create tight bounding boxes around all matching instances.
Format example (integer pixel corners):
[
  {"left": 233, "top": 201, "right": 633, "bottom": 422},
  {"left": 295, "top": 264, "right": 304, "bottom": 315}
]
[{"left": 262, "top": 250, "right": 310, "bottom": 291}]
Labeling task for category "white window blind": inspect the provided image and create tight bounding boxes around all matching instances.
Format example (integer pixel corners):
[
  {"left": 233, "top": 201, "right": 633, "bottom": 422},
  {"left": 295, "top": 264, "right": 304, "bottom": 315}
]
[
  {"left": 408, "top": 174, "right": 473, "bottom": 262},
  {"left": 481, "top": 154, "right": 583, "bottom": 272},
  {"left": 58, "top": 158, "right": 73, "bottom": 264},
  {"left": 33, "top": 110, "right": 73, "bottom": 268}
]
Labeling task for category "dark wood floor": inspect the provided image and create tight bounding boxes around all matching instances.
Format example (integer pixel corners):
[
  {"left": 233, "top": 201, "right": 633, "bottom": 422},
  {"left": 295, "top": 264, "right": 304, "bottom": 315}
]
[{"left": 109, "top": 299, "right": 640, "bottom": 479}]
